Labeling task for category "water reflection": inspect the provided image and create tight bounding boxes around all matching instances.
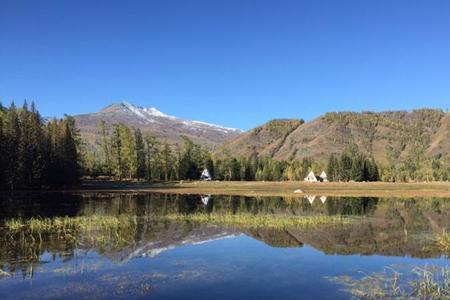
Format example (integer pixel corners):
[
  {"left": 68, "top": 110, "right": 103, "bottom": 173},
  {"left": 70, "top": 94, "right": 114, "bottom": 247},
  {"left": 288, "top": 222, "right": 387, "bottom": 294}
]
[
  {"left": 200, "top": 195, "right": 212, "bottom": 206},
  {"left": 0, "top": 193, "right": 449, "bottom": 282}
]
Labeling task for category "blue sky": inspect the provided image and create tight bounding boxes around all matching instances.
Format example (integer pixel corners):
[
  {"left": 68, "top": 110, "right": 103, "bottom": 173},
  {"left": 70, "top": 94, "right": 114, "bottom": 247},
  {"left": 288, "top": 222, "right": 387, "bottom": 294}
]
[{"left": 1, "top": 0, "right": 450, "bottom": 130}]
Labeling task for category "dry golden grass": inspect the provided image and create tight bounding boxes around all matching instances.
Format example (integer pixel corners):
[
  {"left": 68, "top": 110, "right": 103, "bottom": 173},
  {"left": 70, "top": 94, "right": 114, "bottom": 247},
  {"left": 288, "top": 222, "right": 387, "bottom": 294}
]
[
  {"left": 77, "top": 180, "right": 450, "bottom": 198},
  {"left": 437, "top": 231, "right": 450, "bottom": 253}
]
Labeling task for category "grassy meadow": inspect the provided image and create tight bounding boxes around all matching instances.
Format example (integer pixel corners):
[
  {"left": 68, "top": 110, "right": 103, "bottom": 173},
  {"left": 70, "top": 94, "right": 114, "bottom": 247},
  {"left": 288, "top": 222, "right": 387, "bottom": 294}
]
[{"left": 77, "top": 180, "right": 450, "bottom": 198}]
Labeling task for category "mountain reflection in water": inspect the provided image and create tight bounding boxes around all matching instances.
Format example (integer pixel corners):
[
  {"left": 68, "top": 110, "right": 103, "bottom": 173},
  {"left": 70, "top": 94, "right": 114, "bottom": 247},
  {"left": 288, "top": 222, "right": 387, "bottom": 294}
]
[{"left": 0, "top": 192, "right": 449, "bottom": 299}]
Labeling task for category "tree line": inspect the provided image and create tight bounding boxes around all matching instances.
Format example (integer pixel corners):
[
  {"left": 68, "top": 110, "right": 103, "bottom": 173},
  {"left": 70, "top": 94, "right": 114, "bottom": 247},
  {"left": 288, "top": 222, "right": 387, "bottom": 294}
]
[
  {"left": 3, "top": 101, "right": 448, "bottom": 188},
  {"left": 326, "top": 148, "right": 379, "bottom": 182},
  {"left": 82, "top": 122, "right": 381, "bottom": 182},
  {"left": 213, "top": 150, "right": 379, "bottom": 182},
  {"left": 81, "top": 121, "right": 213, "bottom": 181},
  {"left": 0, "top": 102, "right": 79, "bottom": 189}
]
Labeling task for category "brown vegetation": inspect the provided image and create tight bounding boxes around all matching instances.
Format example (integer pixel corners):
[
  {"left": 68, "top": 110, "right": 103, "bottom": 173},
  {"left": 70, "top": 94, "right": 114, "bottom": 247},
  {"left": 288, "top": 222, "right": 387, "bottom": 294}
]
[{"left": 75, "top": 180, "right": 450, "bottom": 198}]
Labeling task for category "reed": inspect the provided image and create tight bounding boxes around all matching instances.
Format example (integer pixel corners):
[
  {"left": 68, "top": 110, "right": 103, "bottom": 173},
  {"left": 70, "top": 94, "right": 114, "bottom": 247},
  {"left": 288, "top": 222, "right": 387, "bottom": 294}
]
[
  {"left": 160, "top": 213, "right": 353, "bottom": 229},
  {"left": 3, "top": 214, "right": 139, "bottom": 255},
  {"left": 328, "top": 265, "right": 450, "bottom": 299},
  {"left": 437, "top": 231, "right": 450, "bottom": 253}
]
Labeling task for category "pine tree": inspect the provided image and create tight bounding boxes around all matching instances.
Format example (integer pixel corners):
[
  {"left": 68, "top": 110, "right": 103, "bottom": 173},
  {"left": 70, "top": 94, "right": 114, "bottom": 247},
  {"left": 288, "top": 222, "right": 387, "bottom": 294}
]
[
  {"left": 368, "top": 157, "right": 379, "bottom": 181},
  {"left": 248, "top": 152, "right": 259, "bottom": 180},
  {"left": 18, "top": 101, "right": 31, "bottom": 185},
  {"left": 327, "top": 154, "right": 339, "bottom": 182},
  {"left": 120, "top": 125, "right": 136, "bottom": 179},
  {"left": 262, "top": 160, "right": 272, "bottom": 181},
  {"left": 178, "top": 136, "right": 200, "bottom": 180},
  {"left": 134, "top": 128, "right": 146, "bottom": 180},
  {"left": 300, "top": 158, "right": 312, "bottom": 179},
  {"left": 161, "top": 141, "right": 173, "bottom": 181},
  {"left": 29, "top": 101, "right": 45, "bottom": 185},
  {"left": 144, "top": 134, "right": 159, "bottom": 181},
  {"left": 98, "top": 120, "right": 112, "bottom": 175},
  {"left": 272, "top": 160, "right": 282, "bottom": 181},
  {"left": 350, "top": 155, "right": 364, "bottom": 181},
  {"left": 61, "top": 117, "right": 80, "bottom": 184},
  {"left": 230, "top": 158, "right": 240, "bottom": 180},
  {"left": 340, "top": 152, "right": 353, "bottom": 181},
  {"left": 111, "top": 124, "right": 124, "bottom": 180},
  {"left": 4, "top": 102, "right": 21, "bottom": 189}
]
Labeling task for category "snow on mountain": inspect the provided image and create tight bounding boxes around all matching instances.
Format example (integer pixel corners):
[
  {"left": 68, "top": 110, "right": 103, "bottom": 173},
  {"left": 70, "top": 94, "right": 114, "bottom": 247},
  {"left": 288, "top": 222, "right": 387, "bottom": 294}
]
[
  {"left": 119, "top": 101, "right": 241, "bottom": 133},
  {"left": 74, "top": 101, "right": 243, "bottom": 149},
  {"left": 122, "top": 101, "right": 176, "bottom": 120}
]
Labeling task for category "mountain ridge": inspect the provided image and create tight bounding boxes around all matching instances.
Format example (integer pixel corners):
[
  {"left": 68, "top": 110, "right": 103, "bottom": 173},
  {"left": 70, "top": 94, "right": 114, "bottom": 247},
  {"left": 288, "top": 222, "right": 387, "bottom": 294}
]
[
  {"left": 74, "top": 101, "right": 242, "bottom": 149},
  {"left": 216, "top": 108, "right": 450, "bottom": 164}
]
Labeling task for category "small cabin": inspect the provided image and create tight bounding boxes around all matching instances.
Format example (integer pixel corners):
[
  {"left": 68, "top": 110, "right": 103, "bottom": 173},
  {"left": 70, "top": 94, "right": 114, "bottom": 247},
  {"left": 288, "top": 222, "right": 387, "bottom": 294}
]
[{"left": 200, "top": 169, "right": 212, "bottom": 181}]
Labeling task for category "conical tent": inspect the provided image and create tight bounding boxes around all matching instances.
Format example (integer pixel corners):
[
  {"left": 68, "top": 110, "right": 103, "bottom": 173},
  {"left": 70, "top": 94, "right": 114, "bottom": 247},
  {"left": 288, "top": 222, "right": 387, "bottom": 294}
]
[
  {"left": 200, "top": 169, "right": 212, "bottom": 180},
  {"left": 319, "top": 171, "right": 328, "bottom": 182},
  {"left": 304, "top": 171, "right": 317, "bottom": 182}
]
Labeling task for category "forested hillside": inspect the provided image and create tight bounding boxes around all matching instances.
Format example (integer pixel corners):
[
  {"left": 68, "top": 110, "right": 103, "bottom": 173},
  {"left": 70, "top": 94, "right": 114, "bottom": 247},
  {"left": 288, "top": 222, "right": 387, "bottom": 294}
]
[
  {"left": 82, "top": 120, "right": 379, "bottom": 183},
  {"left": 1, "top": 102, "right": 449, "bottom": 188},
  {"left": 217, "top": 109, "right": 450, "bottom": 182}
]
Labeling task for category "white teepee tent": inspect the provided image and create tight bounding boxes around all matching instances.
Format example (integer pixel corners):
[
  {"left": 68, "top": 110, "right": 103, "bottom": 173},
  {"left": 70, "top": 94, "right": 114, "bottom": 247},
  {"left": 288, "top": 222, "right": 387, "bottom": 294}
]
[
  {"left": 304, "top": 171, "right": 317, "bottom": 182},
  {"left": 319, "top": 171, "right": 328, "bottom": 182},
  {"left": 200, "top": 169, "right": 212, "bottom": 181}
]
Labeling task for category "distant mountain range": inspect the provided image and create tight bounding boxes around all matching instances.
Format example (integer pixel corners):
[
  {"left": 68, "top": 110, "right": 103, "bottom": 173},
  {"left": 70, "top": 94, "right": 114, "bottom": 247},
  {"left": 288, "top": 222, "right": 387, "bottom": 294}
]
[
  {"left": 74, "top": 102, "right": 242, "bottom": 148},
  {"left": 216, "top": 109, "right": 450, "bottom": 163},
  {"left": 74, "top": 104, "right": 450, "bottom": 163}
]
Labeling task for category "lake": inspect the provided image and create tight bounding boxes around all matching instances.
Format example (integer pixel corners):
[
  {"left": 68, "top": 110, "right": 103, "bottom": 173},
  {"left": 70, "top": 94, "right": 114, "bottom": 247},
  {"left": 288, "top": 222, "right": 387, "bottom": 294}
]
[{"left": 1, "top": 192, "right": 450, "bottom": 299}]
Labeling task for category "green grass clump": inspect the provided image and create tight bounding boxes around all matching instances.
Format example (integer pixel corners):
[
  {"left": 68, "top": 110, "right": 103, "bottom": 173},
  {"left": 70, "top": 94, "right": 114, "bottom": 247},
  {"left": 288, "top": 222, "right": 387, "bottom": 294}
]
[
  {"left": 3, "top": 215, "right": 139, "bottom": 257},
  {"left": 160, "top": 213, "right": 353, "bottom": 229},
  {"left": 5, "top": 215, "right": 138, "bottom": 234}
]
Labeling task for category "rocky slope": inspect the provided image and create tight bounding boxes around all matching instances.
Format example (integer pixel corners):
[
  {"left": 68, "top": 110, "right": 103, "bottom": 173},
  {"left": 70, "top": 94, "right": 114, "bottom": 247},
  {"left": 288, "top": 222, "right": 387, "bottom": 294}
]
[
  {"left": 74, "top": 102, "right": 242, "bottom": 149},
  {"left": 217, "top": 109, "right": 450, "bottom": 163}
]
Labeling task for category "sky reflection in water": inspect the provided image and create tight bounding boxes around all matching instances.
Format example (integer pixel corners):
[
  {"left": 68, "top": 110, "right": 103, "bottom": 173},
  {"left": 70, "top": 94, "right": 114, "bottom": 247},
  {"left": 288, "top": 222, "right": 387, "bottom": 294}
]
[{"left": 0, "top": 192, "right": 449, "bottom": 299}]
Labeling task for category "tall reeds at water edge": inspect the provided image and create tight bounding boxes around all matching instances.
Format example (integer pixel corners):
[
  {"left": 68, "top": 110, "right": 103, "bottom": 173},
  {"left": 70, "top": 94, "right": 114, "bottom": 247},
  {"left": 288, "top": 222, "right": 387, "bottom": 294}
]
[
  {"left": 328, "top": 265, "right": 450, "bottom": 299},
  {"left": 1, "top": 215, "right": 140, "bottom": 264},
  {"left": 160, "top": 213, "right": 354, "bottom": 229},
  {"left": 437, "top": 230, "right": 450, "bottom": 253}
]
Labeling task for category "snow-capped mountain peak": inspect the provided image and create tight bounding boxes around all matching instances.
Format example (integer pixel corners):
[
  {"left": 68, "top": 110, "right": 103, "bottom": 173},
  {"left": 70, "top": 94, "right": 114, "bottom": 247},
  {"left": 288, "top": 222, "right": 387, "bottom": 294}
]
[
  {"left": 117, "top": 101, "right": 241, "bottom": 133},
  {"left": 76, "top": 101, "right": 243, "bottom": 148},
  {"left": 121, "top": 102, "right": 176, "bottom": 119}
]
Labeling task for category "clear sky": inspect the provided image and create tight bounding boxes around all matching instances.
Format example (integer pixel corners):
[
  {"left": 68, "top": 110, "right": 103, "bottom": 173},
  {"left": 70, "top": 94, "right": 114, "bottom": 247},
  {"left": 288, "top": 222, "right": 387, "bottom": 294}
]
[{"left": 1, "top": 0, "right": 450, "bottom": 130}]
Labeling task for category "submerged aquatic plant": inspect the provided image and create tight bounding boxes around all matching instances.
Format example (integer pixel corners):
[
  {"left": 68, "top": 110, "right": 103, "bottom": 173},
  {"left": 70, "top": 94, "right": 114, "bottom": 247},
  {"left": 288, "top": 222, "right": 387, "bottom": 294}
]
[
  {"left": 327, "top": 264, "right": 450, "bottom": 299},
  {"left": 160, "top": 213, "right": 354, "bottom": 229}
]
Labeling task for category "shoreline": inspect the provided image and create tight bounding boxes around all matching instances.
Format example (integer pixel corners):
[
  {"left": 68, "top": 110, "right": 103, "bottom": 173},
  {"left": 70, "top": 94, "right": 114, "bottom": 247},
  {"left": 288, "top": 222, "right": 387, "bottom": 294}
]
[{"left": 9, "top": 180, "right": 448, "bottom": 198}]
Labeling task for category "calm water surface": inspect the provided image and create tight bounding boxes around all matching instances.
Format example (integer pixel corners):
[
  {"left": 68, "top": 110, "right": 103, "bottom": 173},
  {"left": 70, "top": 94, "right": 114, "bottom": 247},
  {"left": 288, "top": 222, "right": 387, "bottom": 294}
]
[{"left": 0, "top": 192, "right": 449, "bottom": 299}]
